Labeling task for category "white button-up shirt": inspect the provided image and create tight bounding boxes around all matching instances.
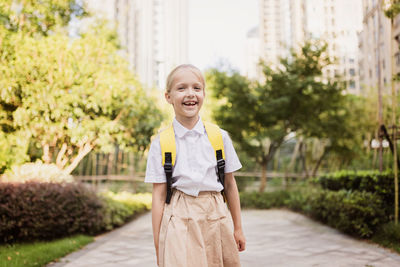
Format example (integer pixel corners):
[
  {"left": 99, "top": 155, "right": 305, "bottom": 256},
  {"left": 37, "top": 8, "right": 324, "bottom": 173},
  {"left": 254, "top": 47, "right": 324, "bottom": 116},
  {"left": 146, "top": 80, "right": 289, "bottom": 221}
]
[{"left": 145, "top": 117, "right": 242, "bottom": 196}]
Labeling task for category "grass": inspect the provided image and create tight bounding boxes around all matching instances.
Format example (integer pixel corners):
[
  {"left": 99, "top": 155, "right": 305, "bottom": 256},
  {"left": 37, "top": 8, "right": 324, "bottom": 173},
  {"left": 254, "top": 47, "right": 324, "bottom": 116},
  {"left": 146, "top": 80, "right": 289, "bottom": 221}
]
[{"left": 0, "top": 235, "right": 94, "bottom": 267}]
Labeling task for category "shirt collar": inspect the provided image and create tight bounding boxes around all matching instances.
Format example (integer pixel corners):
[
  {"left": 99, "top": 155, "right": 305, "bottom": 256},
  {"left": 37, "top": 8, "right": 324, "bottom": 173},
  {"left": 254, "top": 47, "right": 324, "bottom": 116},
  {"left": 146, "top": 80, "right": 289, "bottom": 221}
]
[{"left": 173, "top": 117, "right": 205, "bottom": 138}]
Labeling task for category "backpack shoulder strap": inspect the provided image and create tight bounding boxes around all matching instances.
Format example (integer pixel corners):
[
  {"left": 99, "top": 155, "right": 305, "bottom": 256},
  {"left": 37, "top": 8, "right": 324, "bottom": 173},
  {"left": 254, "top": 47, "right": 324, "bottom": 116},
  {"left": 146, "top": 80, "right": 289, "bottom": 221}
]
[
  {"left": 159, "top": 124, "right": 175, "bottom": 204},
  {"left": 204, "top": 122, "right": 226, "bottom": 201},
  {"left": 160, "top": 124, "right": 176, "bottom": 166},
  {"left": 203, "top": 121, "right": 225, "bottom": 159}
]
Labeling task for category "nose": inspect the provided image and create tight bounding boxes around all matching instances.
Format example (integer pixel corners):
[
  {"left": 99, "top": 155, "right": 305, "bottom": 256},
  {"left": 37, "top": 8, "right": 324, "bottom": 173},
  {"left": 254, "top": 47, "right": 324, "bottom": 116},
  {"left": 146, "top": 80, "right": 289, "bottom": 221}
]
[{"left": 186, "top": 87, "right": 195, "bottom": 97}]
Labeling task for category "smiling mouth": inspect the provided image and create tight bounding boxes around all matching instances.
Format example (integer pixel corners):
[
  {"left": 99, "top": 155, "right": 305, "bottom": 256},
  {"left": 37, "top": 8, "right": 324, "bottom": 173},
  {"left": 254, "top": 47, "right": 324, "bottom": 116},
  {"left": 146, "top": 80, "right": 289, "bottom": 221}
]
[{"left": 183, "top": 101, "right": 197, "bottom": 106}]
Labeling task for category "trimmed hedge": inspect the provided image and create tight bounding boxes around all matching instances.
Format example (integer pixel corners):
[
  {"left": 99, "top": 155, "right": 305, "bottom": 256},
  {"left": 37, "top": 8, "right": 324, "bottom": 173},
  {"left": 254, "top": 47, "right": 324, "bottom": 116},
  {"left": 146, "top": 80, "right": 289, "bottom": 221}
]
[
  {"left": 317, "top": 170, "right": 393, "bottom": 199},
  {"left": 316, "top": 170, "right": 395, "bottom": 220},
  {"left": 99, "top": 192, "right": 152, "bottom": 231},
  {"left": 307, "top": 189, "right": 385, "bottom": 238},
  {"left": 0, "top": 182, "right": 103, "bottom": 243},
  {"left": 0, "top": 182, "right": 152, "bottom": 243},
  {"left": 240, "top": 187, "right": 386, "bottom": 238},
  {"left": 239, "top": 190, "right": 290, "bottom": 209}
]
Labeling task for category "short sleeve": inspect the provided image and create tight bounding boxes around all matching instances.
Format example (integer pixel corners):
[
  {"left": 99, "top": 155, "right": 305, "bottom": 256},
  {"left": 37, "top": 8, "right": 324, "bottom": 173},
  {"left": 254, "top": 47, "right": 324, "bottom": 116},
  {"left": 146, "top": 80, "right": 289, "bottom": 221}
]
[
  {"left": 144, "top": 135, "right": 167, "bottom": 183},
  {"left": 221, "top": 129, "right": 242, "bottom": 173}
]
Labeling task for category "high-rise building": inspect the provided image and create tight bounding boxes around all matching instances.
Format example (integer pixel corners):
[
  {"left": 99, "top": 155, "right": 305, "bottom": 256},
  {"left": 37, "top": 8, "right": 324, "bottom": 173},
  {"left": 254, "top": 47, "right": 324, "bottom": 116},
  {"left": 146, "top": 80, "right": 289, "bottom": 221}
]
[
  {"left": 84, "top": 0, "right": 188, "bottom": 89},
  {"left": 244, "top": 27, "right": 260, "bottom": 79},
  {"left": 257, "top": 0, "right": 362, "bottom": 93},
  {"left": 358, "top": 0, "right": 399, "bottom": 96}
]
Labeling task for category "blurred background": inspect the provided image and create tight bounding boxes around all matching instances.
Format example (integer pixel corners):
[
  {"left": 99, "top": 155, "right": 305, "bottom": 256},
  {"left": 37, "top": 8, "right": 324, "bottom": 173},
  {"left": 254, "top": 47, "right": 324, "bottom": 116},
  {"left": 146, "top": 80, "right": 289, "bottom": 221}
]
[
  {"left": 0, "top": 0, "right": 399, "bottom": 194},
  {"left": 5, "top": 1, "right": 400, "bottom": 264}
]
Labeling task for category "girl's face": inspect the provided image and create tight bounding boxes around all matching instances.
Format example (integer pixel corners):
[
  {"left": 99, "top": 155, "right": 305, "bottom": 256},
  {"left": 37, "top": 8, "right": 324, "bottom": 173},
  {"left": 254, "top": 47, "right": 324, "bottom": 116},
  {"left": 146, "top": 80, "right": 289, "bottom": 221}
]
[{"left": 165, "top": 68, "right": 205, "bottom": 122}]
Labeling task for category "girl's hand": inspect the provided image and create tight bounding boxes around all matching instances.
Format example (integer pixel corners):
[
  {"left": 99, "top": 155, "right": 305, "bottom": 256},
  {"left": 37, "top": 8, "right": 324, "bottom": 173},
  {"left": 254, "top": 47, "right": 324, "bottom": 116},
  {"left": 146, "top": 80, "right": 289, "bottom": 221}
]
[{"left": 234, "top": 228, "right": 246, "bottom": 251}]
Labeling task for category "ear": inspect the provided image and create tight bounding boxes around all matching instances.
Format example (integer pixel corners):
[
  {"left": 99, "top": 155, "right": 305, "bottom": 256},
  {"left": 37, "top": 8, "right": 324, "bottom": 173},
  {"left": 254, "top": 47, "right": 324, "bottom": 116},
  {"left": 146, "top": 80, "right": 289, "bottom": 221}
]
[{"left": 165, "top": 91, "right": 173, "bottom": 104}]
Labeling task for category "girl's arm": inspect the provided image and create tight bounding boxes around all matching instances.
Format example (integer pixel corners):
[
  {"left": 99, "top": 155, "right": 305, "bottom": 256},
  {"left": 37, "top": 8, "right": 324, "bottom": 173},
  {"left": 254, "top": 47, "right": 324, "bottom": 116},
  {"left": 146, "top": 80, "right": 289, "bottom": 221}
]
[
  {"left": 152, "top": 183, "right": 166, "bottom": 265},
  {"left": 224, "top": 172, "right": 246, "bottom": 251}
]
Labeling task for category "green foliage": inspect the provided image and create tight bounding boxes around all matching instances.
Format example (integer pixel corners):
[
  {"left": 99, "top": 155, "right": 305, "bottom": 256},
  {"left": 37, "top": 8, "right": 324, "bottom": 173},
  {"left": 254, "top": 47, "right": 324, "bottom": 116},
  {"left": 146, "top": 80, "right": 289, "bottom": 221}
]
[
  {"left": 0, "top": 0, "right": 87, "bottom": 36},
  {"left": 103, "top": 191, "right": 152, "bottom": 210},
  {"left": 99, "top": 196, "right": 132, "bottom": 231},
  {"left": 316, "top": 170, "right": 395, "bottom": 216},
  {"left": 372, "top": 221, "right": 400, "bottom": 253},
  {"left": 0, "top": 182, "right": 103, "bottom": 243},
  {"left": 317, "top": 170, "right": 393, "bottom": 194},
  {"left": 0, "top": 1, "right": 163, "bottom": 173},
  {"left": 99, "top": 191, "right": 152, "bottom": 230},
  {"left": 240, "top": 186, "right": 386, "bottom": 238},
  {"left": 384, "top": 1, "right": 400, "bottom": 19},
  {"left": 206, "top": 41, "right": 351, "bottom": 178},
  {"left": 240, "top": 190, "right": 290, "bottom": 209},
  {"left": 0, "top": 131, "right": 29, "bottom": 173},
  {"left": 0, "top": 234, "right": 93, "bottom": 267},
  {"left": 0, "top": 182, "right": 152, "bottom": 243},
  {"left": 308, "top": 189, "right": 385, "bottom": 238}
]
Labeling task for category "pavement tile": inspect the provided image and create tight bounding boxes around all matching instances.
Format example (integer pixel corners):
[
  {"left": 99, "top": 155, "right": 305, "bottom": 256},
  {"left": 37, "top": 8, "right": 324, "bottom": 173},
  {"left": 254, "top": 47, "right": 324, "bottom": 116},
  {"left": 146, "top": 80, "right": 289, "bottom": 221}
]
[{"left": 47, "top": 209, "right": 400, "bottom": 267}]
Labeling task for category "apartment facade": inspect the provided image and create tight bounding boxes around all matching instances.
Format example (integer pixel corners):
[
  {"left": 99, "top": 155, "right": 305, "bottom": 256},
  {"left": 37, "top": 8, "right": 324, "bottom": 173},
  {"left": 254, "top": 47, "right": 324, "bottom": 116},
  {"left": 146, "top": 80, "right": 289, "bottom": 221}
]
[
  {"left": 85, "top": 0, "right": 188, "bottom": 89},
  {"left": 257, "top": 0, "right": 362, "bottom": 93},
  {"left": 358, "top": 0, "right": 400, "bottom": 96}
]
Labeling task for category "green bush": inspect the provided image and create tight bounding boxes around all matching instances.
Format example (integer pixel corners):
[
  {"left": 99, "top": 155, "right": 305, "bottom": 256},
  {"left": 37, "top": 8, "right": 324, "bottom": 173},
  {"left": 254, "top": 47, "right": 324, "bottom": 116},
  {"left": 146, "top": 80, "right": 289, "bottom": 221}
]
[
  {"left": 0, "top": 182, "right": 152, "bottom": 243},
  {"left": 0, "top": 182, "right": 103, "bottom": 243},
  {"left": 372, "top": 222, "right": 400, "bottom": 252},
  {"left": 317, "top": 170, "right": 393, "bottom": 197},
  {"left": 99, "top": 196, "right": 132, "bottom": 231},
  {"left": 99, "top": 192, "right": 152, "bottom": 231},
  {"left": 308, "top": 189, "right": 385, "bottom": 238},
  {"left": 316, "top": 170, "right": 395, "bottom": 220},
  {"left": 240, "top": 190, "right": 290, "bottom": 209},
  {"left": 240, "top": 187, "right": 386, "bottom": 238}
]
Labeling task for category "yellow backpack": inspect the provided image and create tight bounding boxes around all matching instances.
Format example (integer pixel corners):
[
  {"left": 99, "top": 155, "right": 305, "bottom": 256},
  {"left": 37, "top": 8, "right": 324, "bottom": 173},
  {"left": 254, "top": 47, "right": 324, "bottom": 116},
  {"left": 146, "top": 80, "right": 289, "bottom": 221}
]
[{"left": 159, "top": 122, "right": 226, "bottom": 204}]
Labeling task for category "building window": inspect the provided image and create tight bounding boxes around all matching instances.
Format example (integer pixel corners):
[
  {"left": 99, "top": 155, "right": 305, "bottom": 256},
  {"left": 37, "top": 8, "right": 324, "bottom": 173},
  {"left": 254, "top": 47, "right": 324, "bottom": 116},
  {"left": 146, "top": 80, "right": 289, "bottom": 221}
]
[
  {"left": 349, "top": 80, "right": 356, "bottom": 89},
  {"left": 396, "top": 52, "right": 400, "bottom": 66},
  {"left": 349, "top": 68, "right": 356, "bottom": 76}
]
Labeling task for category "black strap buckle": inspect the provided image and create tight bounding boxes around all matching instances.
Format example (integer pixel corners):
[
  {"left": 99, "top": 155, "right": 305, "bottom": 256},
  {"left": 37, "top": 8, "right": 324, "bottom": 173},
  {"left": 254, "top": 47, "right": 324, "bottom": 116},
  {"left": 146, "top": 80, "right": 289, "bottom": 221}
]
[
  {"left": 164, "top": 153, "right": 173, "bottom": 204},
  {"left": 215, "top": 150, "right": 226, "bottom": 202}
]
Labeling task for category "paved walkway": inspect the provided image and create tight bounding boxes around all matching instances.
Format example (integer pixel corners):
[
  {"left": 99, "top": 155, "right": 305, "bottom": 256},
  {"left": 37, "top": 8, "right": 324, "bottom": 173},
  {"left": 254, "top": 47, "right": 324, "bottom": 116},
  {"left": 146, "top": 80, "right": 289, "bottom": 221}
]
[{"left": 48, "top": 209, "right": 400, "bottom": 267}]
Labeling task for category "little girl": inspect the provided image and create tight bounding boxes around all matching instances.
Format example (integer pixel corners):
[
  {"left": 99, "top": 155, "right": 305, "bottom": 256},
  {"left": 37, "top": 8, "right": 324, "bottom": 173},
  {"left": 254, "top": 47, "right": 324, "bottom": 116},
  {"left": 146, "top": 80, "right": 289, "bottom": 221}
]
[{"left": 145, "top": 64, "right": 245, "bottom": 267}]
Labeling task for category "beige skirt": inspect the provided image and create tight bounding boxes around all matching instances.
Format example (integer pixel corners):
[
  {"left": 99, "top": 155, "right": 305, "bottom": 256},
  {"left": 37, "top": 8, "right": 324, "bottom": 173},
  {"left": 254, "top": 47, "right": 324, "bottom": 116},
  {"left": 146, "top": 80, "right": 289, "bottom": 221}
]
[{"left": 158, "top": 190, "right": 241, "bottom": 267}]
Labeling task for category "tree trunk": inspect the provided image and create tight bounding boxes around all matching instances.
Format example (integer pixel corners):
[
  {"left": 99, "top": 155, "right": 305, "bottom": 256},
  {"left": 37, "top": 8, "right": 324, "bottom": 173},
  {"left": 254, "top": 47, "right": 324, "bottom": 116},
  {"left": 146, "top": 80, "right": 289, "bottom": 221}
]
[
  {"left": 299, "top": 141, "right": 309, "bottom": 178},
  {"left": 311, "top": 149, "right": 328, "bottom": 177},
  {"left": 259, "top": 160, "right": 267, "bottom": 193},
  {"left": 63, "top": 142, "right": 93, "bottom": 175},
  {"left": 274, "top": 148, "right": 280, "bottom": 172},
  {"left": 287, "top": 137, "right": 302, "bottom": 175},
  {"left": 56, "top": 143, "right": 68, "bottom": 169},
  {"left": 42, "top": 143, "right": 51, "bottom": 164}
]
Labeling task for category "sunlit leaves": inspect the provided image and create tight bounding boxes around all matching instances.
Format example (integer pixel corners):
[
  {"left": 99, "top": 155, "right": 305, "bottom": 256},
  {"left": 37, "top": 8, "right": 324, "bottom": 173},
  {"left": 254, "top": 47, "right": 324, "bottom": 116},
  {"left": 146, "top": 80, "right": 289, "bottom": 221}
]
[
  {"left": 207, "top": 41, "right": 350, "bottom": 168},
  {"left": 0, "top": 2, "right": 163, "bottom": 173}
]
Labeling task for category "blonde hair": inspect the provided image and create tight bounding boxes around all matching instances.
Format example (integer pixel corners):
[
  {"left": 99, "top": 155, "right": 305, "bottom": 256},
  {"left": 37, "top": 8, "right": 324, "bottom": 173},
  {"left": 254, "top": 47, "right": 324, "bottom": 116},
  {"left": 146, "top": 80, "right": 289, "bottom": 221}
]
[{"left": 165, "top": 64, "right": 205, "bottom": 93}]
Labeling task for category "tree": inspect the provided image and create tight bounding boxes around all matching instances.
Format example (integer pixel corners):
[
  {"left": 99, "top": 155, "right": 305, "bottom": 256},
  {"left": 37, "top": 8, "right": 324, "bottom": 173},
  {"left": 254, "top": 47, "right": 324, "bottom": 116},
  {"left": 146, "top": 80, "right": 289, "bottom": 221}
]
[
  {"left": 0, "top": 1, "right": 163, "bottom": 174},
  {"left": 207, "top": 41, "right": 351, "bottom": 191},
  {"left": 384, "top": 0, "right": 400, "bottom": 223},
  {"left": 0, "top": 0, "right": 87, "bottom": 36}
]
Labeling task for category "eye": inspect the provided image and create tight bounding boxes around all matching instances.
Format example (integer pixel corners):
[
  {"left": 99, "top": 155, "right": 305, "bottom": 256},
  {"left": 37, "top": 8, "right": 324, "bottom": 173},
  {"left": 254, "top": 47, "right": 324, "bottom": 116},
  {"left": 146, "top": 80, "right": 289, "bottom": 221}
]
[{"left": 194, "top": 86, "right": 202, "bottom": 90}]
